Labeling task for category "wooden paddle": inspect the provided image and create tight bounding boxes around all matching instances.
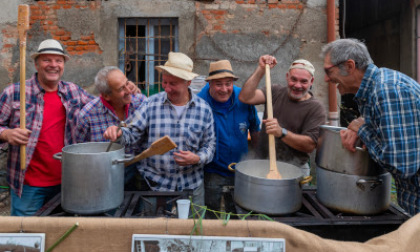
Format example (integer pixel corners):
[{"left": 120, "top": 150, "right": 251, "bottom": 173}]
[
  {"left": 125, "top": 135, "right": 177, "bottom": 167},
  {"left": 265, "top": 64, "right": 282, "bottom": 179},
  {"left": 18, "top": 5, "right": 29, "bottom": 170}
]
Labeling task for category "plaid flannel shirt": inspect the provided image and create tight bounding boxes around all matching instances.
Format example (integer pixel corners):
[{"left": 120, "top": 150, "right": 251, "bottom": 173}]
[
  {"left": 0, "top": 74, "right": 94, "bottom": 196},
  {"left": 120, "top": 89, "right": 216, "bottom": 192},
  {"left": 355, "top": 64, "right": 420, "bottom": 215},
  {"left": 76, "top": 93, "right": 147, "bottom": 154}
]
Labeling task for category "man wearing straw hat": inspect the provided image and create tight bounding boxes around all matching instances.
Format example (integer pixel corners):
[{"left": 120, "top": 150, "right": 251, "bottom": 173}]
[
  {"left": 197, "top": 59, "right": 260, "bottom": 215},
  {"left": 104, "top": 52, "right": 216, "bottom": 208},
  {"left": 239, "top": 55, "right": 326, "bottom": 176},
  {"left": 0, "top": 39, "right": 96, "bottom": 216}
]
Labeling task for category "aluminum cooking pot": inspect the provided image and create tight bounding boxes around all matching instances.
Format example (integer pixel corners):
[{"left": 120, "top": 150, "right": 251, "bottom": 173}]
[
  {"left": 316, "top": 125, "right": 383, "bottom": 176},
  {"left": 229, "top": 159, "right": 312, "bottom": 215},
  {"left": 316, "top": 166, "right": 391, "bottom": 215},
  {"left": 53, "top": 142, "right": 133, "bottom": 214}
]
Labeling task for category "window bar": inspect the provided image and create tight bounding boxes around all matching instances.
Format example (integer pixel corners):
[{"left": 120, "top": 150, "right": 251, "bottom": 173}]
[
  {"left": 146, "top": 19, "right": 150, "bottom": 97},
  {"left": 158, "top": 19, "right": 162, "bottom": 93},
  {"left": 135, "top": 18, "right": 139, "bottom": 88}
]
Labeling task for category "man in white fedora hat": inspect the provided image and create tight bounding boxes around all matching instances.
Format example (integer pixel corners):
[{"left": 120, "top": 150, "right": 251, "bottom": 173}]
[
  {"left": 239, "top": 55, "right": 326, "bottom": 176},
  {"left": 104, "top": 52, "right": 216, "bottom": 209},
  {"left": 0, "top": 39, "right": 96, "bottom": 216},
  {"left": 197, "top": 59, "right": 260, "bottom": 215}
]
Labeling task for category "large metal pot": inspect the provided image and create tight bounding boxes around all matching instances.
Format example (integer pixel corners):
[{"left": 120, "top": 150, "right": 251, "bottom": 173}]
[
  {"left": 230, "top": 159, "right": 311, "bottom": 215},
  {"left": 53, "top": 142, "right": 133, "bottom": 214},
  {"left": 316, "top": 166, "right": 391, "bottom": 215},
  {"left": 316, "top": 125, "right": 383, "bottom": 176}
]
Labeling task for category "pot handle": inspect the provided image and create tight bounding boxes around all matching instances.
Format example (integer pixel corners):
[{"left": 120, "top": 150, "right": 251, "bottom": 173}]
[
  {"left": 300, "top": 175, "right": 312, "bottom": 185},
  {"left": 112, "top": 154, "right": 134, "bottom": 165},
  {"left": 356, "top": 178, "right": 383, "bottom": 191},
  {"left": 53, "top": 152, "right": 62, "bottom": 161},
  {"left": 227, "top": 163, "right": 237, "bottom": 172}
]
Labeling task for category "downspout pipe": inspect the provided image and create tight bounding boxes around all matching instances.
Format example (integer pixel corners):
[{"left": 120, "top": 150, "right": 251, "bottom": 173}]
[{"left": 327, "top": 0, "right": 339, "bottom": 126}]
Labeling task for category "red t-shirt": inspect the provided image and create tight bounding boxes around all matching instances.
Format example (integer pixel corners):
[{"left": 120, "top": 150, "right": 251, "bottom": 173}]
[{"left": 24, "top": 90, "right": 65, "bottom": 186}]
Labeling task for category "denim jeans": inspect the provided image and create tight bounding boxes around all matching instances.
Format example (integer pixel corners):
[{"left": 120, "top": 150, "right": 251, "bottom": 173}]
[{"left": 11, "top": 184, "right": 60, "bottom": 216}]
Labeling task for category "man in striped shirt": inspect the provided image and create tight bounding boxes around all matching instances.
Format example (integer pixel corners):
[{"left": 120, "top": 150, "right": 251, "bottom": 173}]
[
  {"left": 321, "top": 38, "right": 420, "bottom": 215},
  {"left": 76, "top": 66, "right": 147, "bottom": 189},
  {"left": 104, "top": 52, "right": 216, "bottom": 207}
]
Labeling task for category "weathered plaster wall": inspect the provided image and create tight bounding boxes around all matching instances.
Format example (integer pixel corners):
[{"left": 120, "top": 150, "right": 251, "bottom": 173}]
[{"left": 0, "top": 0, "right": 332, "bottom": 109}]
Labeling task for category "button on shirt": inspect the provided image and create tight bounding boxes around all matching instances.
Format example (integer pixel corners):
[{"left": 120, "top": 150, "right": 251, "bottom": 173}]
[
  {"left": 0, "top": 74, "right": 95, "bottom": 196},
  {"left": 120, "top": 90, "right": 216, "bottom": 191},
  {"left": 355, "top": 64, "right": 420, "bottom": 215},
  {"left": 76, "top": 93, "right": 147, "bottom": 154}
]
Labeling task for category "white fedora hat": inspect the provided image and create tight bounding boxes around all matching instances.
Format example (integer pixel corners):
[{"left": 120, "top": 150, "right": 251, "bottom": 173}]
[
  {"left": 155, "top": 52, "right": 199, "bottom": 81},
  {"left": 31, "top": 39, "right": 70, "bottom": 61}
]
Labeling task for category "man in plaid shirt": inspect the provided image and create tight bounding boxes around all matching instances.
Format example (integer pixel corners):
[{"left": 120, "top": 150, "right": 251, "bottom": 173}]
[
  {"left": 0, "top": 39, "right": 95, "bottom": 216},
  {"left": 321, "top": 38, "right": 420, "bottom": 216},
  {"left": 104, "top": 52, "right": 216, "bottom": 207},
  {"left": 76, "top": 66, "right": 147, "bottom": 189}
]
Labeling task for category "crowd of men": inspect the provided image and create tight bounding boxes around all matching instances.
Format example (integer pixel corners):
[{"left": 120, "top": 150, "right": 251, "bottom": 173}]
[{"left": 0, "top": 38, "right": 419, "bottom": 217}]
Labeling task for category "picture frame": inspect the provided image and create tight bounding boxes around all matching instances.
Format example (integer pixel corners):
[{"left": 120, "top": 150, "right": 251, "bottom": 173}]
[
  {"left": 0, "top": 233, "right": 45, "bottom": 252},
  {"left": 132, "top": 234, "right": 285, "bottom": 252}
]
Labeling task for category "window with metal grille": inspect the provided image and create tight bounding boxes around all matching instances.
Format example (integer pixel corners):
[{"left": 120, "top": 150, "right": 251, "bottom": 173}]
[{"left": 118, "top": 18, "right": 179, "bottom": 96}]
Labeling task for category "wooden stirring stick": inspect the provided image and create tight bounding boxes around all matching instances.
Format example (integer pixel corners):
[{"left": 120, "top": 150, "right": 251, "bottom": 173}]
[{"left": 265, "top": 64, "right": 282, "bottom": 179}]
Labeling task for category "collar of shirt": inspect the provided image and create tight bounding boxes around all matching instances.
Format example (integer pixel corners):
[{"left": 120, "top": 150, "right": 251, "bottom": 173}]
[
  {"left": 355, "top": 64, "right": 377, "bottom": 103},
  {"left": 99, "top": 95, "right": 130, "bottom": 118}
]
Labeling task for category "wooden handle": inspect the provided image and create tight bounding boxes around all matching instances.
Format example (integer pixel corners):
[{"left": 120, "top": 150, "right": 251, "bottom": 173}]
[
  {"left": 18, "top": 4, "right": 29, "bottom": 170},
  {"left": 265, "top": 64, "right": 281, "bottom": 179}
]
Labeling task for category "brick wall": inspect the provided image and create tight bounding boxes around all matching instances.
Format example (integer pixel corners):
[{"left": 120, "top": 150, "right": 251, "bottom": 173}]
[{"left": 30, "top": 0, "right": 102, "bottom": 56}]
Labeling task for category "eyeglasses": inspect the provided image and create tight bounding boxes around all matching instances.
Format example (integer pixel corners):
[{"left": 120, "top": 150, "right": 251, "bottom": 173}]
[{"left": 324, "top": 61, "right": 346, "bottom": 76}]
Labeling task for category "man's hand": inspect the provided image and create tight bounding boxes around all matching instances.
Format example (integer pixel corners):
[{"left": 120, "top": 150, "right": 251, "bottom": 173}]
[
  {"left": 0, "top": 128, "right": 32, "bottom": 146},
  {"left": 263, "top": 118, "right": 282, "bottom": 138},
  {"left": 340, "top": 129, "right": 359, "bottom": 152},
  {"left": 103, "top": 125, "right": 122, "bottom": 142},
  {"left": 259, "top": 55, "right": 277, "bottom": 70},
  {"left": 173, "top": 150, "right": 200, "bottom": 166},
  {"left": 127, "top": 80, "right": 141, "bottom": 94}
]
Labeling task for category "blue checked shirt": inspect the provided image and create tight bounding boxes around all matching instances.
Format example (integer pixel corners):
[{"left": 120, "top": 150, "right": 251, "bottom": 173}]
[
  {"left": 76, "top": 93, "right": 147, "bottom": 154},
  {"left": 0, "top": 74, "right": 95, "bottom": 196},
  {"left": 355, "top": 64, "right": 420, "bottom": 215},
  {"left": 119, "top": 89, "right": 216, "bottom": 192}
]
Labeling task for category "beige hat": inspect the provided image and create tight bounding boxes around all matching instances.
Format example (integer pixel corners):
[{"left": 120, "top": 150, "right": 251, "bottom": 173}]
[
  {"left": 31, "top": 39, "right": 70, "bottom": 61},
  {"left": 288, "top": 59, "right": 315, "bottom": 76},
  {"left": 155, "top": 52, "right": 199, "bottom": 81},
  {"left": 205, "top": 60, "right": 238, "bottom": 81}
]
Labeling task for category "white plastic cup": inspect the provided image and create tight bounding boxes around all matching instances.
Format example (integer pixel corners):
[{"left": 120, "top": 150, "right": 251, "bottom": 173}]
[{"left": 176, "top": 199, "right": 191, "bottom": 219}]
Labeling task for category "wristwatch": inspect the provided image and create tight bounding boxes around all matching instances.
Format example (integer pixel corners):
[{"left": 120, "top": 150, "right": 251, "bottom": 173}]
[{"left": 279, "top": 128, "right": 288, "bottom": 139}]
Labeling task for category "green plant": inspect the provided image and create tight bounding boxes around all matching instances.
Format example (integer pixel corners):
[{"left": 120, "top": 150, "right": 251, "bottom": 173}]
[{"left": 188, "top": 197, "right": 273, "bottom": 235}]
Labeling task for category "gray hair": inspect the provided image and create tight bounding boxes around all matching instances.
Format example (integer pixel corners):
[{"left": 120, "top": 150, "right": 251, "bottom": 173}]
[
  {"left": 320, "top": 38, "right": 373, "bottom": 72},
  {"left": 94, "top": 66, "right": 121, "bottom": 95}
]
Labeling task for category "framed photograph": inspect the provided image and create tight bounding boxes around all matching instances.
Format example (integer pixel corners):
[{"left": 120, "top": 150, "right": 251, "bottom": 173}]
[
  {"left": 132, "top": 234, "right": 285, "bottom": 252},
  {"left": 0, "top": 233, "right": 45, "bottom": 252}
]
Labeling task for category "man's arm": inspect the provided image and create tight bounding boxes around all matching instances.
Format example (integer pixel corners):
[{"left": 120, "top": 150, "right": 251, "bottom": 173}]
[{"left": 239, "top": 55, "right": 277, "bottom": 105}]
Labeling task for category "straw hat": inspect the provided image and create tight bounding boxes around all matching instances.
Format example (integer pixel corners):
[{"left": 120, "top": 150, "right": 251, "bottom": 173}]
[
  {"left": 155, "top": 52, "right": 198, "bottom": 81},
  {"left": 288, "top": 59, "right": 315, "bottom": 76},
  {"left": 205, "top": 60, "right": 238, "bottom": 81},
  {"left": 31, "top": 39, "right": 70, "bottom": 61}
]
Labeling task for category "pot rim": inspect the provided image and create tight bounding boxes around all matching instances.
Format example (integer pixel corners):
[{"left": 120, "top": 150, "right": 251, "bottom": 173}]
[{"left": 61, "top": 142, "right": 124, "bottom": 154}]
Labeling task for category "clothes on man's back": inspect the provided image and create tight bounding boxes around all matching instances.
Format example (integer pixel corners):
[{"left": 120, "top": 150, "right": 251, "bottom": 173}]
[
  {"left": 355, "top": 63, "right": 420, "bottom": 215},
  {"left": 0, "top": 73, "right": 94, "bottom": 197},
  {"left": 76, "top": 93, "right": 147, "bottom": 154},
  {"left": 259, "top": 85, "right": 326, "bottom": 167},
  {"left": 120, "top": 89, "right": 216, "bottom": 192},
  {"left": 197, "top": 84, "right": 260, "bottom": 177},
  {"left": 24, "top": 90, "right": 65, "bottom": 187}
]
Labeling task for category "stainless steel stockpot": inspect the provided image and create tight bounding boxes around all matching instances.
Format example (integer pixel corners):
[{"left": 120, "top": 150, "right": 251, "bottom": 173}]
[
  {"left": 229, "top": 159, "right": 311, "bottom": 215},
  {"left": 316, "top": 166, "right": 391, "bottom": 215},
  {"left": 53, "top": 142, "right": 133, "bottom": 214}
]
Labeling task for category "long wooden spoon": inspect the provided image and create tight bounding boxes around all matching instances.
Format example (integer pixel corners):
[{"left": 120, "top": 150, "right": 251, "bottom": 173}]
[
  {"left": 265, "top": 64, "right": 282, "bottom": 179},
  {"left": 18, "top": 5, "right": 29, "bottom": 170}
]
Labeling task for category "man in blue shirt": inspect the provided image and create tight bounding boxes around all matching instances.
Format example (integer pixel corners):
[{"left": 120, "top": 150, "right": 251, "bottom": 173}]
[
  {"left": 197, "top": 60, "right": 260, "bottom": 215},
  {"left": 321, "top": 38, "right": 420, "bottom": 215}
]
